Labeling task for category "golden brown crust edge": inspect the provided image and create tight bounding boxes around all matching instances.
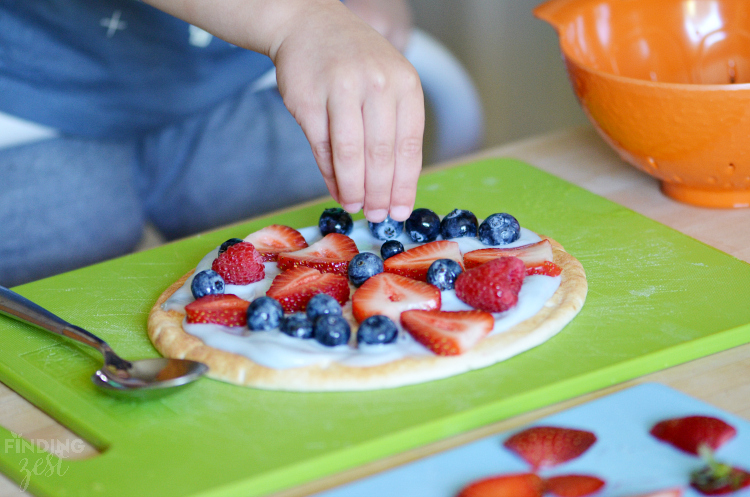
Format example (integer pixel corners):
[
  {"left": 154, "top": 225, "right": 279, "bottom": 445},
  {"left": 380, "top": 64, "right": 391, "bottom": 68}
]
[{"left": 147, "top": 237, "right": 587, "bottom": 391}]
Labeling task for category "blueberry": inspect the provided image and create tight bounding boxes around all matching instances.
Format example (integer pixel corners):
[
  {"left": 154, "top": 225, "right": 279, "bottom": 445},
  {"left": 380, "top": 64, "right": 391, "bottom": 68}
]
[
  {"left": 319, "top": 207, "right": 353, "bottom": 236},
  {"left": 368, "top": 215, "right": 404, "bottom": 241},
  {"left": 440, "top": 209, "right": 478, "bottom": 239},
  {"left": 280, "top": 312, "right": 314, "bottom": 339},
  {"left": 190, "top": 270, "right": 225, "bottom": 299},
  {"left": 405, "top": 208, "right": 441, "bottom": 243},
  {"left": 218, "top": 238, "right": 244, "bottom": 255},
  {"left": 306, "top": 293, "right": 342, "bottom": 322},
  {"left": 357, "top": 315, "right": 398, "bottom": 345},
  {"left": 314, "top": 315, "right": 351, "bottom": 346},
  {"left": 348, "top": 252, "right": 384, "bottom": 286},
  {"left": 247, "top": 296, "right": 284, "bottom": 331},
  {"left": 380, "top": 240, "right": 405, "bottom": 260},
  {"left": 426, "top": 259, "right": 463, "bottom": 291},
  {"left": 478, "top": 213, "right": 521, "bottom": 245}
]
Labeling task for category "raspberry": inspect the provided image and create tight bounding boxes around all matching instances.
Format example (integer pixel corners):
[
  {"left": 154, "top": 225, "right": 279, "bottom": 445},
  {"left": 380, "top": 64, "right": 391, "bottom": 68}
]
[
  {"left": 211, "top": 242, "right": 265, "bottom": 285},
  {"left": 454, "top": 256, "right": 525, "bottom": 312}
]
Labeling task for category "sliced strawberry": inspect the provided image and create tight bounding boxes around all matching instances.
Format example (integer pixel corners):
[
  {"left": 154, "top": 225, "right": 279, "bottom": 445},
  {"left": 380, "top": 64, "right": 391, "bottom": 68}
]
[
  {"left": 211, "top": 242, "right": 265, "bottom": 285},
  {"left": 266, "top": 266, "right": 349, "bottom": 314},
  {"left": 503, "top": 426, "right": 597, "bottom": 470},
  {"left": 243, "top": 225, "right": 308, "bottom": 262},
  {"left": 383, "top": 240, "right": 463, "bottom": 281},
  {"left": 649, "top": 415, "right": 737, "bottom": 456},
  {"left": 455, "top": 256, "right": 525, "bottom": 313},
  {"left": 545, "top": 475, "right": 605, "bottom": 497},
  {"left": 627, "top": 489, "right": 683, "bottom": 497},
  {"left": 526, "top": 261, "right": 562, "bottom": 277},
  {"left": 277, "top": 233, "right": 358, "bottom": 276},
  {"left": 457, "top": 473, "right": 544, "bottom": 497},
  {"left": 351, "top": 272, "right": 440, "bottom": 324},
  {"left": 400, "top": 310, "right": 494, "bottom": 356},
  {"left": 464, "top": 239, "right": 554, "bottom": 270},
  {"left": 185, "top": 294, "right": 249, "bottom": 326}
]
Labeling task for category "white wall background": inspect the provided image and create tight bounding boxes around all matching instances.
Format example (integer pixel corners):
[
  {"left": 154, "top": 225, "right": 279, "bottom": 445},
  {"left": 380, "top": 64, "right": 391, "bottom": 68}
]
[{"left": 411, "top": 0, "right": 589, "bottom": 151}]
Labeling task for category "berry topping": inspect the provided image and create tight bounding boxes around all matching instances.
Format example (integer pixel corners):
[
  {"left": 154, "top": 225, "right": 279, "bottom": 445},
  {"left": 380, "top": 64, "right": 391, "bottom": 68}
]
[
  {"left": 503, "top": 426, "right": 597, "bottom": 470},
  {"left": 190, "top": 269, "right": 225, "bottom": 299},
  {"left": 457, "top": 473, "right": 544, "bottom": 497},
  {"left": 348, "top": 252, "right": 384, "bottom": 286},
  {"left": 266, "top": 266, "right": 350, "bottom": 314},
  {"left": 185, "top": 294, "right": 249, "bottom": 327},
  {"left": 464, "top": 239, "right": 555, "bottom": 271},
  {"left": 352, "top": 272, "right": 441, "bottom": 324},
  {"left": 380, "top": 239, "right": 405, "bottom": 260},
  {"left": 527, "top": 261, "right": 562, "bottom": 277},
  {"left": 314, "top": 315, "right": 351, "bottom": 346},
  {"left": 357, "top": 315, "right": 398, "bottom": 345},
  {"left": 454, "top": 256, "right": 525, "bottom": 313},
  {"left": 440, "top": 209, "right": 478, "bottom": 239},
  {"left": 211, "top": 242, "right": 265, "bottom": 285},
  {"left": 545, "top": 474, "right": 606, "bottom": 497},
  {"left": 305, "top": 293, "right": 343, "bottom": 322},
  {"left": 243, "top": 225, "right": 308, "bottom": 262},
  {"left": 649, "top": 415, "right": 737, "bottom": 456},
  {"left": 280, "top": 312, "right": 314, "bottom": 339},
  {"left": 404, "top": 208, "right": 440, "bottom": 243},
  {"left": 691, "top": 458, "right": 750, "bottom": 495},
  {"left": 478, "top": 213, "right": 521, "bottom": 245},
  {"left": 400, "top": 309, "right": 494, "bottom": 356},
  {"left": 319, "top": 207, "right": 354, "bottom": 236},
  {"left": 426, "top": 259, "right": 463, "bottom": 290},
  {"left": 277, "top": 233, "right": 359, "bottom": 276},
  {"left": 368, "top": 215, "right": 404, "bottom": 241},
  {"left": 218, "top": 238, "right": 244, "bottom": 255},
  {"left": 246, "top": 296, "right": 283, "bottom": 331},
  {"left": 383, "top": 240, "right": 463, "bottom": 281}
]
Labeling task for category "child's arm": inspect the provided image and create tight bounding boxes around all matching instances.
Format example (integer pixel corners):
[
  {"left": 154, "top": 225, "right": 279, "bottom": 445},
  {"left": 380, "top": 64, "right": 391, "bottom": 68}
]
[{"left": 142, "top": 0, "right": 424, "bottom": 222}]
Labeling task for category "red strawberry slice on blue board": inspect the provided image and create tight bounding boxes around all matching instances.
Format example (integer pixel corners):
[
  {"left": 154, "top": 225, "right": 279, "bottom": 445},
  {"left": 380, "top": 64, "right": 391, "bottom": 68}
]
[
  {"left": 185, "top": 294, "right": 250, "bottom": 327},
  {"left": 266, "top": 266, "right": 350, "bottom": 314},
  {"left": 544, "top": 474, "right": 606, "bottom": 497},
  {"left": 454, "top": 256, "right": 526, "bottom": 313},
  {"left": 277, "top": 233, "right": 358, "bottom": 276},
  {"left": 243, "top": 224, "right": 308, "bottom": 262},
  {"left": 351, "top": 272, "right": 440, "bottom": 324},
  {"left": 463, "top": 239, "right": 561, "bottom": 276},
  {"left": 211, "top": 241, "right": 265, "bottom": 285},
  {"left": 383, "top": 240, "right": 464, "bottom": 281},
  {"left": 456, "top": 473, "right": 545, "bottom": 497},
  {"left": 502, "top": 425, "right": 598, "bottom": 470},
  {"left": 400, "top": 309, "right": 494, "bottom": 356},
  {"left": 649, "top": 415, "right": 737, "bottom": 456}
]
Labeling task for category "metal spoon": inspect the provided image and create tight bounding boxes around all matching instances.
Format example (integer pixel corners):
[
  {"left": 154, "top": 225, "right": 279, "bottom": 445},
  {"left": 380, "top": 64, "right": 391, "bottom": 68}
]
[{"left": 0, "top": 285, "right": 208, "bottom": 395}]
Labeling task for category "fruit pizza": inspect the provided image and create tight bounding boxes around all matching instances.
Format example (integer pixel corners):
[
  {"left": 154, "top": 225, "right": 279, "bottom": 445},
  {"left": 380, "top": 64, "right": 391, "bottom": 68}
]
[{"left": 147, "top": 207, "right": 587, "bottom": 391}]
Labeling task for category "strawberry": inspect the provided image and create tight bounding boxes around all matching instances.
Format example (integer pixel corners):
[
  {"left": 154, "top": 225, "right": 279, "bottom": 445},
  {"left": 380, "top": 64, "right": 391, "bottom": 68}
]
[
  {"left": 243, "top": 225, "right": 308, "bottom": 262},
  {"left": 626, "top": 489, "right": 683, "bottom": 497},
  {"left": 185, "top": 294, "right": 249, "bottom": 326},
  {"left": 211, "top": 242, "right": 265, "bottom": 285},
  {"left": 277, "top": 233, "right": 359, "bottom": 276},
  {"left": 454, "top": 256, "right": 525, "bottom": 313},
  {"left": 502, "top": 426, "right": 597, "bottom": 470},
  {"left": 400, "top": 310, "right": 494, "bottom": 356},
  {"left": 691, "top": 464, "right": 750, "bottom": 495},
  {"left": 545, "top": 475, "right": 605, "bottom": 497},
  {"left": 266, "top": 266, "right": 349, "bottom": 314},
  {"left": 526, "top": 261, "right": 562, "bottom": 277},
  {"left": 383, "top": 240, "right": 463, "bottom": 281},
  {"left": 463, "top": 239, "right": 554, "bottom": 270},
  {"left": 456, "top": 473, "right": 544, "bottom": 497},
  {"left": 351, "top": 272, "right": 440, "bottom": 324},
  {"left": 649, "top": 415, "right": 737, "bottom": 456}
]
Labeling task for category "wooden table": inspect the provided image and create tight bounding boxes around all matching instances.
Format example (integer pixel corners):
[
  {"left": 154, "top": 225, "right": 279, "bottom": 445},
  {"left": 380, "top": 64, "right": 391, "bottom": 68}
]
[{"left": 2, "top": 125, "right": 749, "bottom": 497}]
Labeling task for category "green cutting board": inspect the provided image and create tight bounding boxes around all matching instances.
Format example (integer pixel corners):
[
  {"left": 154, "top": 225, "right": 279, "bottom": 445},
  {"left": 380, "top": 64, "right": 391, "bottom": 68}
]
[{"left": 2, "top": 158, "right": 750, "bottom": 497}]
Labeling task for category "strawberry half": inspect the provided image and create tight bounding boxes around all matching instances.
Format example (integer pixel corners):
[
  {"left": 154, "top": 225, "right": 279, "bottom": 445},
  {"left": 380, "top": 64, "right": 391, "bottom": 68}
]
[
  {"left": 211, "top": 242, "right": 265, "bottom": 285},
  {"left": 351, "top": 272, "right": 440, "bottom": 324},
  {"left": 244, "top": 225, "right": 308, "bottom": 262},
  {"left": 691, "top": 463, "right": 750, "bottom": 495},
  {"left": 277, "top": 233, "right": 359, "bottom": 276},
  {"left": 400, "top": 310, "right": 494, "bottom": 356},
  {"left": 545, "top": 475, "right": 606, "bottom": 497},
  {"left": 266, "top": 266, "right": 349, "bottom": 314},
  {"left": 185, "top": 294, "right": 249, "bottom": 326},
  {"left": 464, "top": 239, "right": 553, "bottom": 270},
  {"left": 455, "top": 256, "right": 525, "bottom": 313},
  {"left": 649, "top": 415, "right": 737, "bottom": 456},
  {"left": 457, "top": 473, "right": 544, "bottom": 497},
  {"left": 383, "top": 240, "right": 463, "bottom": 281},
  {"left": 503, "top": 426, "right": 597, "bottom": 470}
]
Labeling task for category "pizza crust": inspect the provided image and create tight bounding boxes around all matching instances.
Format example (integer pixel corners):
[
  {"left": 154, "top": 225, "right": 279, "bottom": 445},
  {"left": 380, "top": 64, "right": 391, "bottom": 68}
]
[{"left": 148, "top": 237, "right": 587, "bottom": 391}]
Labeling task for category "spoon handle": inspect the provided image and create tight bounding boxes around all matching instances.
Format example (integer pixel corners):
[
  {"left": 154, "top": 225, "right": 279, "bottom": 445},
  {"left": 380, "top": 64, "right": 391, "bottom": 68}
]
[{"left": 0, "top": 285, "right": 108, "bottom": 352}]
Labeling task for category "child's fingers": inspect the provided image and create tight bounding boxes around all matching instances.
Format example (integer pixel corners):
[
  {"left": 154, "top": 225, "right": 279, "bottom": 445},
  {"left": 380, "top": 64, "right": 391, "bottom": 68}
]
[
  {"left": 362, "top": 87, "right": 397, "bottom": 223},
  {"left": 327, "top": 86, "right": 366, "bottom": 214}
]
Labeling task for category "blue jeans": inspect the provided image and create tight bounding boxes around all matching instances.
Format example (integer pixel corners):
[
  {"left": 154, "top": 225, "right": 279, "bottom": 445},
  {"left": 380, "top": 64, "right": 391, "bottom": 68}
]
[{"left": 0, "top": 87, "right": 327, "bottom": 287}]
